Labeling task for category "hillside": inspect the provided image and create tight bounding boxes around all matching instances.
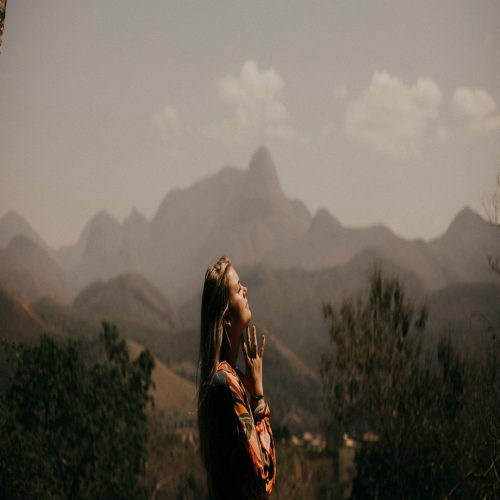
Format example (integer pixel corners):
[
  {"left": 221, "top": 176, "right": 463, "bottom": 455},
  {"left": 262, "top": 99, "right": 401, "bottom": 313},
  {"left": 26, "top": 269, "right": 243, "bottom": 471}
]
[
  {"left": 0, "top": 235, "right": 72, "bottom": 303},
  {"left": 72, "top": 273, "right": 183, "bottom": 330},
  {"left": 430, "top": 207, "right": 500, "bottom": 284},
  {"left": 0, "top": 288, "right": 59, "bottom": 391},
  {"left": 425, "top": 281, "right": 500, "bottom": 350},
  {"left": 127, "top": 339, "right": 196, "bottom": 417},
  {"left": 31, "top": 296, "right": 100, "bottom": 339},
  {"left": 0, "top": 211, "right": 54, "bottom": 256},
  {"left": 266, "top": 207, "right": 397, "bottom": 270},
  {"left": 0, "top": 287, "right": 52, "bottom": 345}
]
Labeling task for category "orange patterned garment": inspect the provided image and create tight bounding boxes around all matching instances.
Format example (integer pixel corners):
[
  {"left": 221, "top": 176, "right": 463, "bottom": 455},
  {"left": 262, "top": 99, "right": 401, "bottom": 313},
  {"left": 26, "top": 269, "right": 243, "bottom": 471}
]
[{"left": 202, "top": 360, "right": 277, "bottom": 499}]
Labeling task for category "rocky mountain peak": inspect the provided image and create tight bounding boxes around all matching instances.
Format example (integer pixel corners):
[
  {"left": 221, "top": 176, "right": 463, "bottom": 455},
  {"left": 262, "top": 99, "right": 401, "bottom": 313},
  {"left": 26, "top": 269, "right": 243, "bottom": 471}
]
[
  {"left": 246, "top": 146, "right": 282, "bottom": 197},
  {"left": 123, "top": 208, "right": 149, "bottom": 231},
  {"left": 83, "top": 211, "right": 123, "bottom": 256},
  {"left": 4, "top": 234, "right": 39, "bottom": 254},
  {"left": 125, "top": 207, "right": 147, "bottom": 223},
  {"left": 309, "top": 208, "right": 341, "bottom": 236},
  {"left": 73, "top": 272, "right": 182, "bottom": 330},
  {"left": 0, "top": 211, "right": 52, "bottom": 254},
  {"left": 443, "top": 206, "right": 487, "bottom": 239},
  {"left": 88, "top": 210, "right": 121, "bottom": 230},
  {"left": 0, "top": 210, "right": 29, "bottom": 227}
]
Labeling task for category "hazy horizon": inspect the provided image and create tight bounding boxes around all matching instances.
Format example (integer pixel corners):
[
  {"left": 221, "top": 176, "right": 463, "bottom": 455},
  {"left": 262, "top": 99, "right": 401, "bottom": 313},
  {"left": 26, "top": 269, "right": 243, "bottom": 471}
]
[
  {"left": 1, "top": 1, "right": 499, "bottom": 248},
  {"left": 0, "top": 145, "right": 486, "bottom": 253}
]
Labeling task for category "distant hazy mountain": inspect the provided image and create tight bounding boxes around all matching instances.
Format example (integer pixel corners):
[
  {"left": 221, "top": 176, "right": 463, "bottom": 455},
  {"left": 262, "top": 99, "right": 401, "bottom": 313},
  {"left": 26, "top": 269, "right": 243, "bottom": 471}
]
[
  {"left": 150, "top": 146, "right": 312, "bottom": 300},
  {"left": 65, "top": 211, "right": 129, "bottom": 290},
  {"left": 49, "top": 146, "right": 399, "bottom": 302},
  {"left": 0, "top": 235, "right": 72, "bottom": 302},
  {"left": 266, "top": 207, "right": 397, "bottom": 270},
  {"left": 430, "top": 207, "right": 500, "bottom": 284},
  {"left": 121, "top": 208, "right": 151, "bottom": 271},
  {"left": 56, "top": 213, "right": 97, "bottom": 273},
  {"left": 0, "top": 211, "right": 54, "bottom": 256},
  {"left": 72, "top": 273, "right": 182, "bottom": 330},
  {"left": 19, "top": 146, "right": 494, "bottom": 307},
  {"left": 56, "top": 208, "right": 153, "bottom": 294},
  {"left": 336, "top": 206, "right": 500, "bottom": 295},
  {"left": 195, "top": 146, "right": 311, "bottom": 262},
  {"left": 425, "top": 281, "right": 500, "bottom": 349}
]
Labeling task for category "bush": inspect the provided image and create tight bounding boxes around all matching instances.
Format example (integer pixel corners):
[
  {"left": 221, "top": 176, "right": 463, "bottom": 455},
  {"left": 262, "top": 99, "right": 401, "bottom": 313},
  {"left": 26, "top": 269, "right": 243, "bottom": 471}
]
[
  {"left": 321, "top": 268, "right": 499, "bottom": 498},
  {"left": 0, "top": 322, "right": 154, "bottom": 500}
]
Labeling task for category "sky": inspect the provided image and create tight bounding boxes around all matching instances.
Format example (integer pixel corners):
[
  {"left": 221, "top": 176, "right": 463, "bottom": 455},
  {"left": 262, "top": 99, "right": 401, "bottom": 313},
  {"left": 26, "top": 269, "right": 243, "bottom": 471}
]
[{"left": 1, "top": 1, "right": 499, "bottom": 249}]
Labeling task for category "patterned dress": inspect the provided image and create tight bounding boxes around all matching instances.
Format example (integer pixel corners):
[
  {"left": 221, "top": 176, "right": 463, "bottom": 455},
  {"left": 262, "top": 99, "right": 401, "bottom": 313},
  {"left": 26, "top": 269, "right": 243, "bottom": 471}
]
[{"left": 202, "top": 360, "right": 276, "bottom": 499}]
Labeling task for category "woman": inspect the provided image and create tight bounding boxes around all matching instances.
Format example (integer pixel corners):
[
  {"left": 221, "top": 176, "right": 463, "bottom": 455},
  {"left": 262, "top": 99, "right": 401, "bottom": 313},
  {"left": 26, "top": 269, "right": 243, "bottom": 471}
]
[{"left": 197, "top": 256, "right": 276, "bottom": 499}]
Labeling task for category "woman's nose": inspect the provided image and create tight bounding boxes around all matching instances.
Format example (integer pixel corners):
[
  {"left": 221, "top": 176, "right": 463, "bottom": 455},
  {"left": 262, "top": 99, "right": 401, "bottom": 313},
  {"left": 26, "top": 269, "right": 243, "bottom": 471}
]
[{"left": 243, "top": 286, "right": 247, "bottom": 297}]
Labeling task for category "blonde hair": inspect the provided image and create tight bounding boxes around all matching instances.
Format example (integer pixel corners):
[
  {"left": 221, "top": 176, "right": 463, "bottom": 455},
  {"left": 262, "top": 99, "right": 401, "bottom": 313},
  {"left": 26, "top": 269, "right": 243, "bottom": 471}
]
[
  {"left": 197, "top": 256, "right": 233, "bottom": 484},
  {"left": 198, "top": 256, "right": 233, "bottom": 398}
]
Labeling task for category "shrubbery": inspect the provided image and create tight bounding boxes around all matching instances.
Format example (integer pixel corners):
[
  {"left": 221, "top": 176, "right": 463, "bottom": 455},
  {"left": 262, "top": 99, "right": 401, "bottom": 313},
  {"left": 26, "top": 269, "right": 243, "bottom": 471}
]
[
  {"left": 321, "top": 268, "right": 499, "bottom": 498},
  {"left": 0, "top": 322, "right": 154, "bottom": 500}
]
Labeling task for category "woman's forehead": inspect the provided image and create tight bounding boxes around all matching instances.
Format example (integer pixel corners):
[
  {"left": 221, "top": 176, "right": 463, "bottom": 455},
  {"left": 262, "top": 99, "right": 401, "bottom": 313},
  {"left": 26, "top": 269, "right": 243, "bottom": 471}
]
[{"left": 227, "top": 267, "right": 240, "bottom": 287}]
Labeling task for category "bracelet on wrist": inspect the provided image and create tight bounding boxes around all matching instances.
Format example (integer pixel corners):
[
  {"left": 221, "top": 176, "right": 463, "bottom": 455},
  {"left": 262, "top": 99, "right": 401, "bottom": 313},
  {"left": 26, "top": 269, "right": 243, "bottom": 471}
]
[{"left": 252, "top": 394, "right": 265, "bottom": 402}]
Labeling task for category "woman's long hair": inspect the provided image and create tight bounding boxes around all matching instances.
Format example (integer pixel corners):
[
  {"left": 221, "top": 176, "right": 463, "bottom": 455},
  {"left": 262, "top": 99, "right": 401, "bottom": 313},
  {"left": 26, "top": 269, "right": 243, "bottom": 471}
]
[
  {"left": 198, "top": 256, "right": 232, "bottom": 404},
  {"left": 197, "top": 257, "right": 233, "bottom": 471}
]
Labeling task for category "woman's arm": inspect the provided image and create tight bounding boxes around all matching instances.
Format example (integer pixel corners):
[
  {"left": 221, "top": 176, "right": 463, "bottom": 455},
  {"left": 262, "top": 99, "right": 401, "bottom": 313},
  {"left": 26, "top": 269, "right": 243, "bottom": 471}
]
[{"left": 216, "top": 365, "right": 276, "bottom": 498}]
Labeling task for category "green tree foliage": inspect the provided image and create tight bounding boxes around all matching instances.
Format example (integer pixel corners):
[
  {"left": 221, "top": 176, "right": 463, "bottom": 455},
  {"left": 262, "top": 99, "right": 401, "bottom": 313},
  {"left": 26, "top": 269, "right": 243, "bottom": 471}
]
[
  {"left": 0, "top": 321, "right": 154, "bottom": 500},
  {"left": 321, "top": 267, "right": 499, "bottom": 498},
  {"left": 457, "top": 320, "right": 500, "bottom": 498}
]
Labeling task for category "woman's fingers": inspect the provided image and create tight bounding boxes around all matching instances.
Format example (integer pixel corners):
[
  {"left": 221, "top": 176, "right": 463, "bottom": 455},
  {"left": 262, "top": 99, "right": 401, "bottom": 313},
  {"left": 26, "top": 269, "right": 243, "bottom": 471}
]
[
  {"left": 246, "top": 325, "right": 254, "bottom": 357},
  {"left": 247, "top": 325, "right": 254, "bottom": 357},
  {"left": 252, "top": 325, "right": 257, "bottom": 357},
  {"left": 259, "top": 334, "right": 265, "bottom": 358},
  {"left": 241, "top": 336, "right": 250, "bottom": 362},
  {"left": 243, "top": 324, "right": 265, "bottom": 359}
]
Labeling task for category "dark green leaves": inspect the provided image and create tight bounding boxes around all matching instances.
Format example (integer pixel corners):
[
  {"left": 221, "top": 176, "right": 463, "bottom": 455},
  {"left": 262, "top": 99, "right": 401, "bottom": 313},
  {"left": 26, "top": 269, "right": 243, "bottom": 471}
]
[{"left": 0, "top": 321, "right": 154, "bottom": 500}]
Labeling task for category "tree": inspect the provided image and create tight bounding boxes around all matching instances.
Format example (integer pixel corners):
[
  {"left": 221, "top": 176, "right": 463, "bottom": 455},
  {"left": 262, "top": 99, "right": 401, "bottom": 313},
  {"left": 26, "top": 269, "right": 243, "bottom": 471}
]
[
  {"left": 320, "top": 268, "right": 471, "bottom": 498},
  {"left": 0, "top": 321, "right": 154, "bottom": 500},
  {"left": 484, "top": 170, "right": 500, "bottom": 274}
]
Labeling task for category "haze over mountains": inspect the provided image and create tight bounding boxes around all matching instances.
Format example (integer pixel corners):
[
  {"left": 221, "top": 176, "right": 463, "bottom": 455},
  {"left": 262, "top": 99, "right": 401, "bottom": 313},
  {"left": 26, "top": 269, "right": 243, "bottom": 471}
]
[
  {"left": 1, "top": 146, "right": 497, "bottom": 304},
  {"left": 1, "top": 146, "right": 499, "bottom": 429}
]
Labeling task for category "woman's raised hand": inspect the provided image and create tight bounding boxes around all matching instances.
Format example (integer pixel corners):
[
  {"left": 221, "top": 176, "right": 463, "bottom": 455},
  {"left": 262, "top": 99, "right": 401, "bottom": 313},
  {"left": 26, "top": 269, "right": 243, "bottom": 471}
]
[{"left": 240, "top": 324, "right": 265, "bottom": 398}]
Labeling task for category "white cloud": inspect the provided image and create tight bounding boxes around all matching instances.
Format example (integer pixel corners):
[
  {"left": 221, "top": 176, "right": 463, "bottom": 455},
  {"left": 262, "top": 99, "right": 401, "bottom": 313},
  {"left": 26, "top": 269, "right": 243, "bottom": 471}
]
[
  {"left": 333, "top": 84, "right": 348, "bottom": 101},
  {"left": 204, "top": 60, "right": 299, "bottom": 144},
  {"left": 452, "top": 87, "right": 500, "bottom": 133},
  {"left": 345, "top": 72, "right": 442, "bottom": 160}
]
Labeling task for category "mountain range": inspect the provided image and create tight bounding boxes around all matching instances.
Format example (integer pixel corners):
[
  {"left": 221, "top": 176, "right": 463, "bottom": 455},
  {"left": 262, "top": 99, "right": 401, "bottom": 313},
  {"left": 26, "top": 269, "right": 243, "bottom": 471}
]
[
  {"left": 1, "top": 146, "right": 499, "bottom": 430},
  {"left": 2, "top": 147, "right": 498, "bottom": 304}
]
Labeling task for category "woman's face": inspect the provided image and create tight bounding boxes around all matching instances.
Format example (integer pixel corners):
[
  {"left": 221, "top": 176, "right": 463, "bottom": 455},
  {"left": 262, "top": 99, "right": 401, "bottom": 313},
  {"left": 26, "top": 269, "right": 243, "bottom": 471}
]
[{"left": 226, "top": 266, "right": 251, "bottom": 335}]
